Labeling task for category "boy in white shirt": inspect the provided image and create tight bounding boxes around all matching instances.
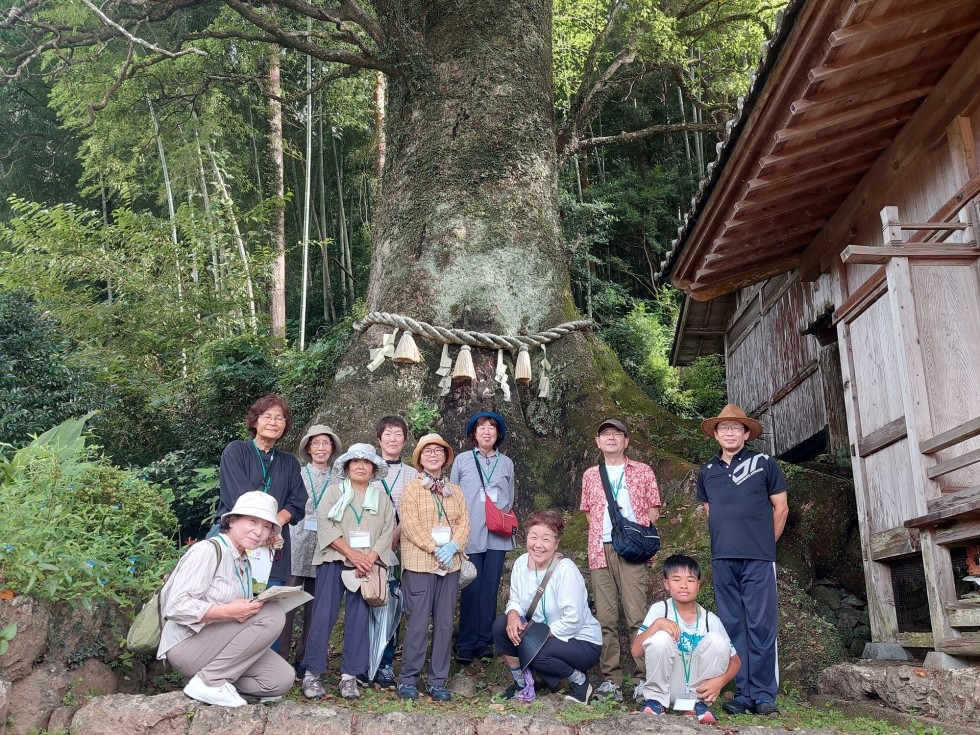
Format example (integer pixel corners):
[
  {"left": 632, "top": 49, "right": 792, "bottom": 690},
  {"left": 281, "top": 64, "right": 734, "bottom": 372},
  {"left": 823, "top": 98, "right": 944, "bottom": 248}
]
[{"left": 631, "top": 554, "right": 740, "bottom": 724}]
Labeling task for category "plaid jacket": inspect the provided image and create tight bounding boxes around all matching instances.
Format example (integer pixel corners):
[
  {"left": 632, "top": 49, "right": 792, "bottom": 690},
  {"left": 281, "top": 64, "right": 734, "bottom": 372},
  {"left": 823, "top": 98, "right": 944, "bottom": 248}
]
[{"left": 399, "top": 476, "right": 471, "bottom": 573}]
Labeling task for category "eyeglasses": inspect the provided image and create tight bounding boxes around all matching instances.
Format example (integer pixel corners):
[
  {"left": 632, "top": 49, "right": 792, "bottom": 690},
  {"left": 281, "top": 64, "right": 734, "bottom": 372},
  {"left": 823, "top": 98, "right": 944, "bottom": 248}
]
[
  {"left": 420, "top": 446, "right": 445, "bottom": 456},
  {"left": 259, "top": 414, "right": 286, "bottom": 424},
  {"left": 308, "top": 440, "right": 333, "bottom": 449},
  {"left": 598, "top": 430, "right": 626, "bottom": 438},
  {"left": 716, "top": 424, "right": 746, "bottom": 434}
]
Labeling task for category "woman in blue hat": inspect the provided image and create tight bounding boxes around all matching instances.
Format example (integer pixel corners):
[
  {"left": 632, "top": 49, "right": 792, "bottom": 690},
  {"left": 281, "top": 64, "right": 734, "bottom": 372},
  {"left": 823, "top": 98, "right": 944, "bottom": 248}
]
[{"left": 450, "top": 411, "right": 517, "bottom": 663}]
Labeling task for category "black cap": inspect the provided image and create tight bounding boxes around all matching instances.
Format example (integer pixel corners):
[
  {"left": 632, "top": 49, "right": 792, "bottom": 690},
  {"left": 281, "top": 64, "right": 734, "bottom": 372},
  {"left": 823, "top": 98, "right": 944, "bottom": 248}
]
[{"left": 597, "top": 419, "right": 629, "bottom": 437}]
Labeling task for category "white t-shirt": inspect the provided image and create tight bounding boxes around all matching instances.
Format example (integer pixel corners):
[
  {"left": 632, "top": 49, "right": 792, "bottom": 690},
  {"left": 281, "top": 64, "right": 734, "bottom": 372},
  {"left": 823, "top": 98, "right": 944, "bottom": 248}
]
[
  {"left": 639, "top": 600, "right": 737, "bottom": 658},
  {"left": 601, "top": 463, "right": 637, "bottom": 542},
  {"left": 504, "top": 554, "right": 602, "bottom": 645}
]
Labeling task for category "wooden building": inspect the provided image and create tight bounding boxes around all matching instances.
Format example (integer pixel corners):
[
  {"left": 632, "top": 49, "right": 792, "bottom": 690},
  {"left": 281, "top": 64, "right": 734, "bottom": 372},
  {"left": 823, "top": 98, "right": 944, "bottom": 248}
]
[{"left": 660, "top": 0, "right": 980, "bottom": 656}]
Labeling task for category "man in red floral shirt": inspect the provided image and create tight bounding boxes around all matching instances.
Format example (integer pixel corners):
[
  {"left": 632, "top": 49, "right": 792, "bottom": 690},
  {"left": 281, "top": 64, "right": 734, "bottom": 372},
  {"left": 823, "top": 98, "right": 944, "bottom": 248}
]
[{"left": 580, "top": 418, "right": 661, "bottom": 702}]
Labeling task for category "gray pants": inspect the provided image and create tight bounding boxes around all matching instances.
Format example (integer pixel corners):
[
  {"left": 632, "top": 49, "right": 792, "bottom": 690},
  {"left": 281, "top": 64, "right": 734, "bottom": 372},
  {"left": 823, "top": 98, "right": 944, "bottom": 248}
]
[
  {"left": 399, "top": 570, "right": 459, "bottom": 687},
  {"left": 166, "top": 605, "right": 294, "bottom": 697},
  {"left": 640, "top": 630, "right": 731, "bottom": 707}
]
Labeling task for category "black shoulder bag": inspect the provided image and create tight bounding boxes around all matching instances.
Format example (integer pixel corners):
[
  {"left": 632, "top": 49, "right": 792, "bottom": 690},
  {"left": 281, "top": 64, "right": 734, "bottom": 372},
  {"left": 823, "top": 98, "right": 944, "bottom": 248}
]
[{"left": 599, "top": 464, "right": 660, "bottom": 564}]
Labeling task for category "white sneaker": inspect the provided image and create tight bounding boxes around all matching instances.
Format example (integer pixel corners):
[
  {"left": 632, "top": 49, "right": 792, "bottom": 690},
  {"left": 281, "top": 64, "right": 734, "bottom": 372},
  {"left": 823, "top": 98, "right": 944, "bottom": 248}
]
[
  {"left": 183, "top": 674, "right": 247, "bottom": 707},
  {"left": 633, "top": 684, "right": 646, "bottom": 703},
  {"left": 593, "top": 679, "right": 623, "bottom": 702}
]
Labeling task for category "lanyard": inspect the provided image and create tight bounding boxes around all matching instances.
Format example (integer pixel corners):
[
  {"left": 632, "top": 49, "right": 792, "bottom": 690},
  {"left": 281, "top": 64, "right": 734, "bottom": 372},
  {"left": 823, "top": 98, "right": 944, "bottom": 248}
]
[
  {"left": 381, "top": 464, "right": 402, "bottom": 497},
  {"left": 472, "top": 450, "right": 500, "bottom": 485},
  {"left": 216, "top": 535, "right": 252, "bottom": 600},
  {"left": 671, "top": 600, "right": 699, "bottom": 684},
  {"left": 305, "top": 466, "right": 332, "bottom": 508},
  {"left": 533, "top": 556, "right": 554, "bottom": 624},
  {"left": 252, "top": 441, "right": 276, "bottom": 493},
  {"left": 431, "top": 491, "right": 445, "bottom": 522},
  {"left": 610, "top": 468, "right": 625, "bottom": 501},
  {"left": 347, "top": 501, "right": 364, "bottom": 527}
]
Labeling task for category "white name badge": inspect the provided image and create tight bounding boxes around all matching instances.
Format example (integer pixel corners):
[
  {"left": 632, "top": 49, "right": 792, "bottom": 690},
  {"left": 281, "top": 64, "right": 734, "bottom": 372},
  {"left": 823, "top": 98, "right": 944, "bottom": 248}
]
[
  {"left": 247, "top": 546, "right": 273, "bottom": 588},
  {"left": 303, "top": 515, "right": 318, "bottom": 532},
  {"left": 349, "top": 530, "right": 371, "bottom": 549},
  {"left": 673, "top": 689, "right": 697, "bottom": 711},
  {"left": 431, "top": 526, "right": 451, "bottom": 545}
]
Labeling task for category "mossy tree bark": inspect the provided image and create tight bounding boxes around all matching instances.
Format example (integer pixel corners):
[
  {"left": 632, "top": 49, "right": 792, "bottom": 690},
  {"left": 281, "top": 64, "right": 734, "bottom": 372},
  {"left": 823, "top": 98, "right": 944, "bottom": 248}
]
[
  {"left": 307, "top": 1, "right": 702, "bottom": 509},
  {"left": 367, "top": 0, "right": 565, "bottom": 334}
]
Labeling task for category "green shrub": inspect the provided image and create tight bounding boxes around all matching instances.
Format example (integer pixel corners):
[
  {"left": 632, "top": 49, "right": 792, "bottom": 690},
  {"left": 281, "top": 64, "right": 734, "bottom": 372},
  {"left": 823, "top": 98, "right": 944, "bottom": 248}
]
[
  {"left": 0, "top": 289, "right": 105, "bottom": 448},
  {"left": 601, "top": 300, "right": 682, "bottom": 409},
  {"left": 275, "top": 321, "right": 353, "bottom": 425},
  {"left": 0, "top": 417, "right": 178, "bottom": 607},
  {"left": 141, "top": 450, "right": 219, "bottom": 541},
  {"left": 680, "top": 354, "right": 727, "bottom": 419}
]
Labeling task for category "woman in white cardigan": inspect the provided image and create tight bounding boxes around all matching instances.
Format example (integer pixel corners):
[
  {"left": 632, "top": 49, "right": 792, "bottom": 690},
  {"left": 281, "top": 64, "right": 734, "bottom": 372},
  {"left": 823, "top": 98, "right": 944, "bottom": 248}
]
[{"left": 492, "top": 509, "right": 601, "bottom": 704}]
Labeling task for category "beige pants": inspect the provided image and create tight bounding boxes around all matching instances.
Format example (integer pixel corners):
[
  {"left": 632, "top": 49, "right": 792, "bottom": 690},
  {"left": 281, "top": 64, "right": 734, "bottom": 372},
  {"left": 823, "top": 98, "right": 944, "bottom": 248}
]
[
  {"left": 639, "top": 630, "right": 731, "bottom": 707},
  {"left": 166, "top": 605, "right": 293, "bottom": 697},
  {"left": 591, "top": 543, "right": 650, "bottom": 683}
]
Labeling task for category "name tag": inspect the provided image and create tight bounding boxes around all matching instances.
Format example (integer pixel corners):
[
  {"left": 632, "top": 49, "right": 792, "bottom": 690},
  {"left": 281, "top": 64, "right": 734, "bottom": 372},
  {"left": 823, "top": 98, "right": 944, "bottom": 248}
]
[
  {"left": 673, "top": 688, "right": 697, "bottom": 711},
  {"left": 349, "top": 530, "right": 371, "bottom": 549},
  {"left": 431, "top": 526, "right": 451, "bottom": 544},
  {"left": 303, "top": 515, "right": 318, "bottom": 532},
  {"left": 248, "top": 546, "right": 273, "bottom": 594}
]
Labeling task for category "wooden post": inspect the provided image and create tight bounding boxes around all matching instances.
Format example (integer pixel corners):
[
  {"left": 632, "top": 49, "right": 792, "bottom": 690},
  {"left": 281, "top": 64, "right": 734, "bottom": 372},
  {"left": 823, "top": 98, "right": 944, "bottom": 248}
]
[
  {"left": 831, "top": 259, "right": 901, "bottom": 641},
  {"left": 885, "top": 234, "right": 956, "bottom": 645}
]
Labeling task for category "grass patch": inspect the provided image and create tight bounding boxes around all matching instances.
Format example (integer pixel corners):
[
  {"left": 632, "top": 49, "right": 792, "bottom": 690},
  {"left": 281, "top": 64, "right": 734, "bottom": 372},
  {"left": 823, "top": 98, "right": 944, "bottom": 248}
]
[{"left": 717, "top": 695, "right": 946, "bottom": 735}]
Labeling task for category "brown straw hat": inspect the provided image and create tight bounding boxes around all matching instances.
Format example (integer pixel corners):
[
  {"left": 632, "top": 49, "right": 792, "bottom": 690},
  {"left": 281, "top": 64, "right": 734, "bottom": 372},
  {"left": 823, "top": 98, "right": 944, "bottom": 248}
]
[
  {"left": 700, "top": 404, "right": 763, "bottom": 441},
  {"left": 412, "top": 433, "right": 455, "bottom": 473}
]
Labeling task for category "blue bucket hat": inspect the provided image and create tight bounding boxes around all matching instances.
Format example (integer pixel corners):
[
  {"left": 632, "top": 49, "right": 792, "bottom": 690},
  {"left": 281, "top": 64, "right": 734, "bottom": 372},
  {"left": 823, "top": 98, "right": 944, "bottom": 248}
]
[{"left": 466, "top": 411, "right": 507, "bottom": 448}]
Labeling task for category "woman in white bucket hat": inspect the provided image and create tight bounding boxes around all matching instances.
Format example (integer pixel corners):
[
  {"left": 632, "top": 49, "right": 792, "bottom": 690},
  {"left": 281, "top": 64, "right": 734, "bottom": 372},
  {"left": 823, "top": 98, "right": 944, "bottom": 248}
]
[{"left": 158, "top": 491, "right": 294, "bottom": 707}]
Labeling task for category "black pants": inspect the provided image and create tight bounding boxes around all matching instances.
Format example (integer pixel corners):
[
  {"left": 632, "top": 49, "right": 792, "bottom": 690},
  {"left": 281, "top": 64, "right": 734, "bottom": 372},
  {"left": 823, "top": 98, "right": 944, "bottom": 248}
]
[{"left": 491, "top": 614, "right": 601, "bottom": 689}]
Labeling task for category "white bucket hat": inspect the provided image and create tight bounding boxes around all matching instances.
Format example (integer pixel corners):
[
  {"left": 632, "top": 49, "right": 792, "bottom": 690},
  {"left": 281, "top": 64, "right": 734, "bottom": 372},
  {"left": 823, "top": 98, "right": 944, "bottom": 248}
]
[
  {"left": 332, "top": 443, "right": 387, "bottom": 481},
  {"left": 220, "top": 491, "right": 282, "bottom": 535}
]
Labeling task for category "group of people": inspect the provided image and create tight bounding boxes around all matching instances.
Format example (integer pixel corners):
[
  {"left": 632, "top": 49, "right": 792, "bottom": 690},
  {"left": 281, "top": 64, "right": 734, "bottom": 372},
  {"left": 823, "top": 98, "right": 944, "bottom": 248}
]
[{"left": 154, "top": 395, "right": 790, "bottom": 726}]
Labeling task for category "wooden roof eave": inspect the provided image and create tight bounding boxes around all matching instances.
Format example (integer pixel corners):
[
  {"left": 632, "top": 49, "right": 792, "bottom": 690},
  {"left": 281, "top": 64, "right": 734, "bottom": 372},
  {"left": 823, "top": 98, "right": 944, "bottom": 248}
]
[
  {"left": 670, "top": 0, "right": 849, "bottom": 300},
  {"left": 799, "top": 29, "right": 980, "bottom": 280}
]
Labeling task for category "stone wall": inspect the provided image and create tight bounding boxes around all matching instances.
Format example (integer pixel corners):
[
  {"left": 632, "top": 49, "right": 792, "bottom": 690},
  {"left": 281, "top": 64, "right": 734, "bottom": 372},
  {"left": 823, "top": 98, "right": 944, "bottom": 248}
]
[
  {"left": 68, "top": 693, "right": 840, "bottom": 735},
  {"left": 0, "top": 595, "right": 145, "bottom": 735}
]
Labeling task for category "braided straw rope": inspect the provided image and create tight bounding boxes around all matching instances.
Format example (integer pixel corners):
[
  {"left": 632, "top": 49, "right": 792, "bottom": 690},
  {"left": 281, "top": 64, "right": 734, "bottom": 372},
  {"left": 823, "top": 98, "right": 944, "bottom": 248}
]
[{"left": 353, "top": 311, "right": 591, "bottom": 350}]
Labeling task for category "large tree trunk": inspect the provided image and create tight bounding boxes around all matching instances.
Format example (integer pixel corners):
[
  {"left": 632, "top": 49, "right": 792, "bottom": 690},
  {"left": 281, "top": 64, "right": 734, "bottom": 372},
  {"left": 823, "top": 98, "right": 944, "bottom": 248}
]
[{"left": 311, "top": 1, "right": 696, "bottom": 509}]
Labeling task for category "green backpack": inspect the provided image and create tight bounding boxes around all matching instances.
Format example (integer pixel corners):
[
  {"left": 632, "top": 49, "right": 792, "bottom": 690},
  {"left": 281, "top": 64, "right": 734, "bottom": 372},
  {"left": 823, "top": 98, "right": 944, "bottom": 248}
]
[{"left": 126, "top": 538, "right": 221, "bottom": 655}]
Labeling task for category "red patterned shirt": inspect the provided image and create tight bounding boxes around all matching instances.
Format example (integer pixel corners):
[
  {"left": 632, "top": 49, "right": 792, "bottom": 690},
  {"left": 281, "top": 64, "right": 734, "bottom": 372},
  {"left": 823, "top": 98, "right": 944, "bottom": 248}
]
[{"left": 580, "top": 458, "right": 661, "bottom": 569}]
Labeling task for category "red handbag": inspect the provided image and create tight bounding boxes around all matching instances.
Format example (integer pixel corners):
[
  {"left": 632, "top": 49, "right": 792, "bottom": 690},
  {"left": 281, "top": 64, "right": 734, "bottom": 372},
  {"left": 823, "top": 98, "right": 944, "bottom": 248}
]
[
  {"left": 473, "top": 450, "right": 518, "bottom": 537},
  {"left": 485, "top": 493, "right": 518, "bottom": 537}
]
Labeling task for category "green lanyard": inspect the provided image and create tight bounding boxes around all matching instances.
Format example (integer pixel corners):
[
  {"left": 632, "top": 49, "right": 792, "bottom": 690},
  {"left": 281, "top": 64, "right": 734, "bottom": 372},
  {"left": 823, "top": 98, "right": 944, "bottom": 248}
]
[
  {"left": 671, "top": 600, "right": 699, "bottom": 685},
  {"left": 431, "top": 491, "right": 445, "bottom": 522},
  {"left": 347, "top": 501, "right": 364, "bottom": 527},
  {"left": 533, "top": 556, "right": 555, "bottom": 624},
  {"left": 381, "top": 464, "right": 402, "bottom": 497},
  {"left": 305, "top": 466, "right": 332, "bottom": 508},
  {"left": 216, "top": 535, "right": 252, "bottom": 600},
  {"left": 610, "top": 468, "right": 625, "bottom": 501},
  {"left": 472, "top": 450, "right": 500, "bottom": 485},
  {"left": 252, "top": 440, "right": 276, "bottom": 493}
]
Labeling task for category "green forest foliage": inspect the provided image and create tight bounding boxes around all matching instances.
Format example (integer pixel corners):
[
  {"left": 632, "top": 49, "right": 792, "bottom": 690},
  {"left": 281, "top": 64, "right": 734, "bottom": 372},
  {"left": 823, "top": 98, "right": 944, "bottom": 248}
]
[
  {"left": 0, "top": 417, "right": 178, "bottom": 606},
  {"left": 0, "top": 1, "right": 783, "bottom": 545}
]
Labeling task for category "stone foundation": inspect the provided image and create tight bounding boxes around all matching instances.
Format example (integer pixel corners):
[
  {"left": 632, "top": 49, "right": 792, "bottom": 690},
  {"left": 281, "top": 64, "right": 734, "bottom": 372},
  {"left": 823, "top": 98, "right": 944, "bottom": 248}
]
[{"left": 818, "top": 661, "right": 980, "bottom": 727}]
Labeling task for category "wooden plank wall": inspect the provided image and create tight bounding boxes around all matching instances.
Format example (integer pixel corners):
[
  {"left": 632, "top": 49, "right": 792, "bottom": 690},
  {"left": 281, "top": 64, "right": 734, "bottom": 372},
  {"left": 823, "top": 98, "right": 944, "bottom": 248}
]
[
  {"left": 834, "top": 112, "right": 980, "bottom": 647},
  {"left": 912, "top": 263, "right": 980, "bottom": 491},
  {"left": 726, "top": 272, "right": 842, "bottom": 458},
  {"left": 845, "top": 295, "right": 919, "bottom": 532}
]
